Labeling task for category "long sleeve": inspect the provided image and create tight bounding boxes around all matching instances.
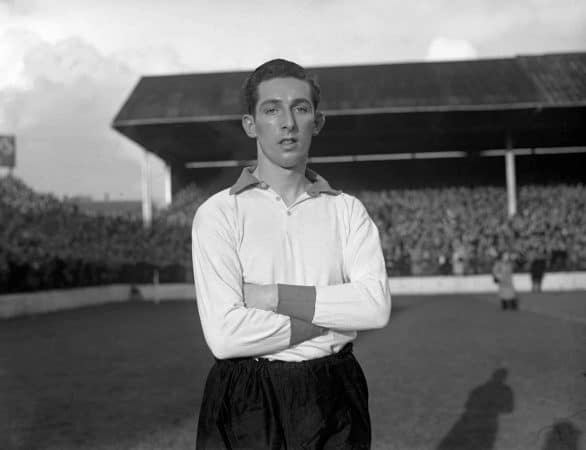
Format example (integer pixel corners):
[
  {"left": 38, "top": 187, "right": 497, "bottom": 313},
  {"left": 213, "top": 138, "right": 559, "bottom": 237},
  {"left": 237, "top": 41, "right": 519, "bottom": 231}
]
[
  {"left": 276, "top": 196, "right": 391, "bottom": 330},
  {"left": 192, "top": 198, "right": 323, "bottom": 359}
]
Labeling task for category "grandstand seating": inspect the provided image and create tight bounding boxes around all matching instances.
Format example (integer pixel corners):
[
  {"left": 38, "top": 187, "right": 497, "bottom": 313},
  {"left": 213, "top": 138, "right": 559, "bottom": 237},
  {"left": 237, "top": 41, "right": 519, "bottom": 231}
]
[{"left": 1, "top": 175, "right": 585, "bottom": 292}]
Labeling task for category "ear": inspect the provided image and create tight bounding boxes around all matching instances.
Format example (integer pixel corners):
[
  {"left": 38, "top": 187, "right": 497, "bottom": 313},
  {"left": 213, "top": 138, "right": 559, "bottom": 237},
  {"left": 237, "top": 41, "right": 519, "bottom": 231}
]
[
  {"left": 313, "top": 111, "right": 326, "bottom": 135},
  {"left": 242, "top": 114, "right": 257, "bottom": 138}
]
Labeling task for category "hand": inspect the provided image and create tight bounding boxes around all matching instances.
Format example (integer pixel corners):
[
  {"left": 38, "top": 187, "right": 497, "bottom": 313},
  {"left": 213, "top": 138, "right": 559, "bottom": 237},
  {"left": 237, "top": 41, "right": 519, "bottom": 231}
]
[{"left": 243, "top": 283, "right": 278, "bottom": 312}]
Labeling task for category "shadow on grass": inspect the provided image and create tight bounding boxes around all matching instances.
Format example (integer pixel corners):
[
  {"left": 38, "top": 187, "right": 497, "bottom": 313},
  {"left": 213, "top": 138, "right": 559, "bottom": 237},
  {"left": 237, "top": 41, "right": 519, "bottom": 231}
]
[
  {"left": 436, "top": 368, "right": 514, "bottom": 450},
  {"left": 541, "top": 420, "right": 582, "bottom": 450}
]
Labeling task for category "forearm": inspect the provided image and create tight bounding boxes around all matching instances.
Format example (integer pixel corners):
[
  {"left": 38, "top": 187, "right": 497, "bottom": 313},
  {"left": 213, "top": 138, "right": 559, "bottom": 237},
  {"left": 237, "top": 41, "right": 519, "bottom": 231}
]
[
  {"left": 197, "top": 303, "right": 324, "bottom": 359},
  {"left": 276, "top": 278, "right": 391, "bottom": 330},
  {"left": 244, "top": 277, "right": 391, "bottom": 331}
]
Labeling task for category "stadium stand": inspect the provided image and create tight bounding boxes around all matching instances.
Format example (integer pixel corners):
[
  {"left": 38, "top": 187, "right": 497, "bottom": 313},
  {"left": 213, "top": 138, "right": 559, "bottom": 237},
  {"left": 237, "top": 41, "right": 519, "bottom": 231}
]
[
  {"left": 0, "top": 176, "right": 190, "bottom": 293},
  {"left": 1, "top": 174, "right": 585, "bottom": 293}
]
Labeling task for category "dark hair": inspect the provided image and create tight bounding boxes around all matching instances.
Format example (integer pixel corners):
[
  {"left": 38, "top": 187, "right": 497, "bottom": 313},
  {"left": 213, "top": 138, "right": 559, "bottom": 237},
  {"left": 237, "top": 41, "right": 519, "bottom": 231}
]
[{"left": 242, "top": 58, "right": 321, "bottom": 115}]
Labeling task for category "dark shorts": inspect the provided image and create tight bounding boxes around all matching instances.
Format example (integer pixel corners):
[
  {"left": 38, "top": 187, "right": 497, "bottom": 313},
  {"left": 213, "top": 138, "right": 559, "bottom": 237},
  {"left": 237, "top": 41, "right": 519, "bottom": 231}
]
[{"left": 196, "top": 343, "right": 371, "bottom": 449}]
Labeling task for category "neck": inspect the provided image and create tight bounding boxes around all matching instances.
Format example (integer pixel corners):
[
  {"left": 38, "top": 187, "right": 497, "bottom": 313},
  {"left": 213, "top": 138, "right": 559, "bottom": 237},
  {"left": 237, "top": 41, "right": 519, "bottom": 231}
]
[{"left": 255, "top": 157, "right": 309, "bottom": 203}]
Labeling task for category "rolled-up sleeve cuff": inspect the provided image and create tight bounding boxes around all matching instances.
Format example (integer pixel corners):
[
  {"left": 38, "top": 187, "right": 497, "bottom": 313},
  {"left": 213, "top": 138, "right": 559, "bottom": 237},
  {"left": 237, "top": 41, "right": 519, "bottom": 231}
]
[
  {"left": 289, "top": 317, "right": 324, "bottom": 346},
  {"left": 277, "top": 284, "right": 316, "bottom": 322}
]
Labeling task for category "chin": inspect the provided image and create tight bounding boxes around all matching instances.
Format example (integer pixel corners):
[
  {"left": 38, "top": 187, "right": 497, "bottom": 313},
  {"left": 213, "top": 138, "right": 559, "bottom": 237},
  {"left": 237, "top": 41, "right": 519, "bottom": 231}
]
[
  {"left": 258, "top": 144, "right": 308, "bottom": 169},
  {"left": 274, "top": 160, "right": 303, "bottom": 170},
  {"left": 281, "top": 154, "right": 308, "bottom": 168}
]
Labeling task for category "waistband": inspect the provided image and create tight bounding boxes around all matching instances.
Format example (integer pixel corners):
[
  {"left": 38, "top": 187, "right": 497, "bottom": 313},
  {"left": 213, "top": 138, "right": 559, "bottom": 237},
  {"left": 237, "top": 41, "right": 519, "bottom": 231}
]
[{"left": 215, "top": 343, "right": 354, "bottom": 368}]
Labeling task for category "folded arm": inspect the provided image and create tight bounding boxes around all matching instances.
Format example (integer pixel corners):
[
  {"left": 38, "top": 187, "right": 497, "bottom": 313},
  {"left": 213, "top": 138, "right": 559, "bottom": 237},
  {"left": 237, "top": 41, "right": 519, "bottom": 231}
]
[
  {"left": 244, "top": 198, "right": 391, "bottom": 331},
  {"left": 192, "top": 202, "right": 324, "bottom": 360}
]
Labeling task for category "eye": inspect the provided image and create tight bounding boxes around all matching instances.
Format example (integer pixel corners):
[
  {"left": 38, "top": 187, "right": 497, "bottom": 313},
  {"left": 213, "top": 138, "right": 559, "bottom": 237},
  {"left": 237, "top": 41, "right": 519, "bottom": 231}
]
[
  {"left": 295, "top": 104, "right": 311, "bottom": 113},
  {"left": 263, "top": 106, "right": 278, "bottom": 115}
]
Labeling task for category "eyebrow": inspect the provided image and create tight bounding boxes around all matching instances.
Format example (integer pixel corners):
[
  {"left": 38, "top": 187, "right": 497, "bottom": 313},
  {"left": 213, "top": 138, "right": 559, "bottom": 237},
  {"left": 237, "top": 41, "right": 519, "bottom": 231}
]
[{"left": 258, "top": 98, "right": 313, "bottom": 108}]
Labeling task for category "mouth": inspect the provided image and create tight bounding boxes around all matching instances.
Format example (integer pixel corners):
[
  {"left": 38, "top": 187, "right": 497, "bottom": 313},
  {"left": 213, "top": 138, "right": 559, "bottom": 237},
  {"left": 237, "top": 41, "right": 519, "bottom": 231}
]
[{"left": 279, "top": 138, "right": 298, "bottom": 145}]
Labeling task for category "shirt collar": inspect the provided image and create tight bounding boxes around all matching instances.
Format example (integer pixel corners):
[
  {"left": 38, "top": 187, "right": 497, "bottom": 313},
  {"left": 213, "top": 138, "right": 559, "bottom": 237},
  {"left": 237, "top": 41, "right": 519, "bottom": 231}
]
[{"left": 229, "top": 165, "right": 341, "bottom": 197}]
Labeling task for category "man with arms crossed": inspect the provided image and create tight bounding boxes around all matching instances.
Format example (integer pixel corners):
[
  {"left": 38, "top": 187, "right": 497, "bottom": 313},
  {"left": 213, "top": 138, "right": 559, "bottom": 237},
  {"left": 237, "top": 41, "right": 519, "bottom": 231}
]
[{"left": 192, "top": 59, "right": 391, "bottom": 449}]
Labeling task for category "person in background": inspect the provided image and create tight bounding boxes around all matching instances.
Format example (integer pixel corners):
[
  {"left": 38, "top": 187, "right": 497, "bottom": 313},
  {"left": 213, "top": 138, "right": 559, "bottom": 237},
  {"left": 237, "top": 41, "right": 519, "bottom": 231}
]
[
  {"left": 452, "top": 240, "right": 466, "bottom": 276},
  {"left": 492, "top": 251, "right": 518, "bottom": 311},
  {"left": 529, "top": 250, "right": 547, "bottom": 292}
]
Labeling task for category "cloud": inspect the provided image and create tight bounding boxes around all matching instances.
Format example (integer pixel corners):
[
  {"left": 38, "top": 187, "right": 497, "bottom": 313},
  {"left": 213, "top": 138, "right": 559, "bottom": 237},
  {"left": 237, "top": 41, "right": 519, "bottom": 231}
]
[
  {"left": 0, "top": 31, "right": 183, "bottom": 201},
  {"left": 425, "top": 37, "right": 478, "bottom": 61},
  {"left": 0, "top": 0, "right": 37, "bottom": 15},
  {"left": 0, "top": 29, "right": 40, "bottom": 90},
  {"left": 111, "top": 45, "right": 190, "bottom": 76}
]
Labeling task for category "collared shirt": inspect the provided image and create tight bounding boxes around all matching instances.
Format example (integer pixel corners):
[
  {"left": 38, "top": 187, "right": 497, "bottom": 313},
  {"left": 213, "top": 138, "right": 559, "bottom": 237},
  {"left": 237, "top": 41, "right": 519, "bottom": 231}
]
[{"left": 191, "top": 166, "right": 391, "bottom": 362}]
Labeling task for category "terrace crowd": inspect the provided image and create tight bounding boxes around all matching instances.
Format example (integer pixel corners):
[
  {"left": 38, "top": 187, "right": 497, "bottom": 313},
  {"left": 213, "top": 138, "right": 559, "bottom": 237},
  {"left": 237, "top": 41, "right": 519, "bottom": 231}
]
[{"left": 1, "top": 175, "right": 585, "bottom": 293}]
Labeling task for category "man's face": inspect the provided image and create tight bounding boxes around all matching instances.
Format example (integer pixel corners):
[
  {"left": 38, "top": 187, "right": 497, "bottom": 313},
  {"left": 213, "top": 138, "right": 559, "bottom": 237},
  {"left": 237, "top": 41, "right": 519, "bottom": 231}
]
[{"left": 243, "top": 77, "right": 323, "bottom": 170}]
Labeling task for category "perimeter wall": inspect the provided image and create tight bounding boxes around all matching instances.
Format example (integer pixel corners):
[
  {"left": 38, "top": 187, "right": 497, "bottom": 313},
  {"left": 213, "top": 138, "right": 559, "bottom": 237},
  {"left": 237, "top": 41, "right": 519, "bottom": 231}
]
[{"left": 2, "top": 272, "right": 585, "bottom": 319}]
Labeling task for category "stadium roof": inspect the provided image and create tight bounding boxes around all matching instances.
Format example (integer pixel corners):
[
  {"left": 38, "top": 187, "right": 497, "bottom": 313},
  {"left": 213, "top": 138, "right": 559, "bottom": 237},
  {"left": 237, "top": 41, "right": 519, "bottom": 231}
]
[{"left": 113, "top": 52, "right": 586, "bottom": 163}]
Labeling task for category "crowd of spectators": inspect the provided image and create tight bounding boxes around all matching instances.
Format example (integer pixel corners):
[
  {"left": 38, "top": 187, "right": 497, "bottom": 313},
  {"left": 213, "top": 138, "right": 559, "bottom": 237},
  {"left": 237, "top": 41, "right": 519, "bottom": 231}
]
[
  {"left": 357, "top": 184, "right": 586, "bottom": 275},
  {"left": 1, "top": 174, "right": 585, "bottom": 293},
  {"left": 0, "top": 176, "right": 191, "bottom": 293}
]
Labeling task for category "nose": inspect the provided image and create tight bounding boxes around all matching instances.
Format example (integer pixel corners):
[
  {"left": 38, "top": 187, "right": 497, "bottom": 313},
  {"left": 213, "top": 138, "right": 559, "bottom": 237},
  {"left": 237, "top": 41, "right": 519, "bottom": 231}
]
[{"left": 281, "top": 108, "right": 297, "bottom": 131}]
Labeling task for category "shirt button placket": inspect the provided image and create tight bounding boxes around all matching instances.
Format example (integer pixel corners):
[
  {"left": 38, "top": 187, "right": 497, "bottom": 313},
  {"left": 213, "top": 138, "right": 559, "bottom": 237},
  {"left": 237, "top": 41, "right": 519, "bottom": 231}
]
[{"left": 284, "top": 205, "right": 294, "bottom": 239}]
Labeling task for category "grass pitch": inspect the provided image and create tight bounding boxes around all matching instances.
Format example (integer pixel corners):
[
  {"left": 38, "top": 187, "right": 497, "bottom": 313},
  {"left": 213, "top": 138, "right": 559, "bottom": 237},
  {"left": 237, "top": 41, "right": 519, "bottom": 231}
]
[{"left": 1, "top": 292, "right": 584, "bottom": 450}]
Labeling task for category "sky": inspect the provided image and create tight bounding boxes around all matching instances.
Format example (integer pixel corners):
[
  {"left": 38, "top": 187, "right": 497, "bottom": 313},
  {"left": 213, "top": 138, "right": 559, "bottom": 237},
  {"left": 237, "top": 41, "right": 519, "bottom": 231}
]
[{"left": 0, "top": 0, "right": 585, "bottom": 203}]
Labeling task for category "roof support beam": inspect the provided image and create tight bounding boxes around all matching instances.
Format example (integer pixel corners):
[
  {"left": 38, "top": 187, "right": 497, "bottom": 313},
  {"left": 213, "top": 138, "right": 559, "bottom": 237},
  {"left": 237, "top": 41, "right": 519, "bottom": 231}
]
[
  {"left": 505, "top": 131, "right": 517, "bottom": 218},
  {"left": 141, "top": 149, "right": 153, "bottom": 228},
  {"left": 163, "top": 162, "right": 172, "bottom": 207},
  {"left": 184, "top": 147, "right": 586, "bottom": 169}
]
